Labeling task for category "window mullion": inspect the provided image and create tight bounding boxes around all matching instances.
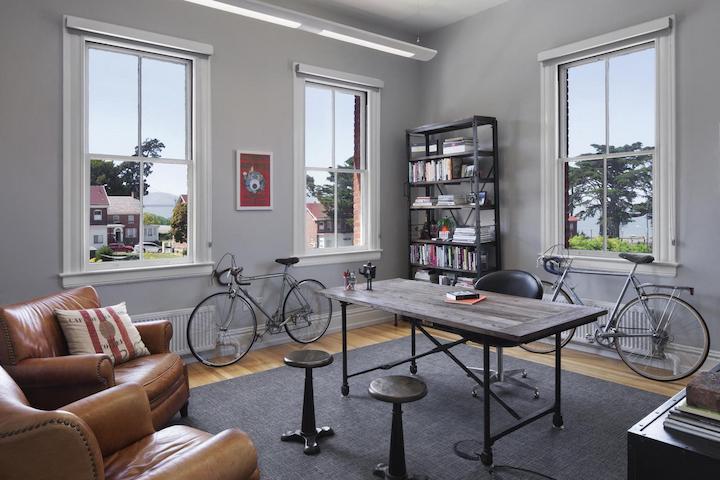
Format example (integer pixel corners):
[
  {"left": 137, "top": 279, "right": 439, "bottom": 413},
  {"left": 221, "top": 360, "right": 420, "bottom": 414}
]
[
  {"left": 603, "top": 56, "right": 610, "bottom": 251},
  {"left": 137, "top": 55, "right": 144, "bottom": 260}
]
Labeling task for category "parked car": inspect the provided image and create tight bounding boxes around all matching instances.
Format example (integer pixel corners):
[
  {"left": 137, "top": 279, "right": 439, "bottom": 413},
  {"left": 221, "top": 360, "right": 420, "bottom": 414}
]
[
  {"left": 134, "top": 241, "right": 161, "bottom": 253},
  {"left": 108, "top": 243, "right": 133, "bottom": 253}
]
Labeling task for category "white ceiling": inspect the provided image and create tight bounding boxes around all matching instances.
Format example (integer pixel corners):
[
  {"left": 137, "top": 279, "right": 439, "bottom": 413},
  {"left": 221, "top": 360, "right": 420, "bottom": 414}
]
[{"left": 263, "top": 0, "right": 509, "bottom": 35}]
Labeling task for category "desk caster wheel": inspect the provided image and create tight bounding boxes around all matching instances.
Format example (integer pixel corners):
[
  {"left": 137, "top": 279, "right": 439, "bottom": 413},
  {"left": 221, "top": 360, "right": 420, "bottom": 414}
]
[
  {"left": 410, "top": 364, "right": 417, "bottom": 374},
  {"left": 341, "top": 384, "right": 349, "bottom": 396},
  {"left": 480, "top": 451, "right": 493, "bottom": 466},
  {"left": 533, "top": 390, "right": 540, "bottom": 400},
  {"left": 521, "top": 370, "right": 528, "bottom": 378}
]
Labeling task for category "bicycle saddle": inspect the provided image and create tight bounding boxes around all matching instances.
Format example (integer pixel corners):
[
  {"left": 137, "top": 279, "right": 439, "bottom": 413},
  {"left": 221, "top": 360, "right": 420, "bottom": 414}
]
[
  {"left": 275, "top": 257, "right": 300, "bottom": 266},
  {"left": 619, "top": 252, "right": 654, "bottom": 264}
]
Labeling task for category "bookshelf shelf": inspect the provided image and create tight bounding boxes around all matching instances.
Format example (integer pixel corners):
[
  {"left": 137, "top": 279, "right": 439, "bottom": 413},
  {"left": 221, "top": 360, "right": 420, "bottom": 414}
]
[{"left": 406, "top": 116, "right": 501, "bottom": 285}]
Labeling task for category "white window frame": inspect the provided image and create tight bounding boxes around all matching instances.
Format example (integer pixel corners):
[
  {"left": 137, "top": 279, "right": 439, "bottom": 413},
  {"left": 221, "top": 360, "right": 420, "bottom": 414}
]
[
  {"left": 93, "top": 209, "right": 102, "bottom": 221},
  {"left": 539, "top": 16, "right": 677, "bottom": 276},
  {"left": 293, "top": 63, "right": 382, "bottom": 266},
  {"left": 62, "top": 16, "right": 213, "bottom": 286}
]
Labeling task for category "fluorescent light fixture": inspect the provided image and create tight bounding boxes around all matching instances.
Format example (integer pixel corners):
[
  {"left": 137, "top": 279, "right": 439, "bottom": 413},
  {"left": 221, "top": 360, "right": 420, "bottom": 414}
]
[
  {"left": 185, "top": 0, "right": 302, "bottom": 29},
  {"left": 318, "top": 29, "right": 415, "bottom": 58}
]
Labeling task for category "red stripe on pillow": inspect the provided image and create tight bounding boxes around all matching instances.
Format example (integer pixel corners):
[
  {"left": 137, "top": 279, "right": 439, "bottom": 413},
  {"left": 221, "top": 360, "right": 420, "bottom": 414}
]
[
  {"left": 78, "top": 309, "right": 104, "bottom": 355},
  {"left": 94, "top": 308, "right": 123, "bottom": 363},
  {"left": 106, "top": 305, "right": 137, "bottom": 358}
]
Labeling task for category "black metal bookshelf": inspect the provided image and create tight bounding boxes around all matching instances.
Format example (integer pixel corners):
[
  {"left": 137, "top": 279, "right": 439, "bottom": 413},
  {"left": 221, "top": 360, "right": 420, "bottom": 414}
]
[{"left": 406, "top": 116, "right": 501, "bottom": 284}]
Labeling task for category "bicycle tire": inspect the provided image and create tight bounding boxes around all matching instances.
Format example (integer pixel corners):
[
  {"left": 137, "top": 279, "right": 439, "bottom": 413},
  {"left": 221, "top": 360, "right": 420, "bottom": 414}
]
[
  {"left": 614, "top": 293, "right": 709, "bottom": 381},
  {"left": 519, "top": 281, "right": 576, "bottom": 354},
  {"left": 283, "top": 279, "right": 332, "bottom": 344},
  {"left": 187, "top": 292, "right": 257, "bottom": 367}
]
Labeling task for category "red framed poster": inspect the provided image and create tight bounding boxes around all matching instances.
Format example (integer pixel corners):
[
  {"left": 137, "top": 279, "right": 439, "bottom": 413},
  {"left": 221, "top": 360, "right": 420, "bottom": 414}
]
[{"left": 236, "top": 151, "right": 272, "bottom": 210}]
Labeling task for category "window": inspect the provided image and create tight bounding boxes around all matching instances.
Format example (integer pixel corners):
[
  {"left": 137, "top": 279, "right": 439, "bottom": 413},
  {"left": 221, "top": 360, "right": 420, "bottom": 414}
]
[
  {"left": 62, "top": 16, "right": 213, "bottom": 286},
  {"left": 293, "top": 63, "right": 382, "bottom": 265},
  {"left": 539, "top": 17, "right": 676, "bottom": 275},
  {"left": 93, "top": 235, "right": 104, "bottom": 244},
  {"left": 93, "top": 209, "right": 102, "bottom": 221}
]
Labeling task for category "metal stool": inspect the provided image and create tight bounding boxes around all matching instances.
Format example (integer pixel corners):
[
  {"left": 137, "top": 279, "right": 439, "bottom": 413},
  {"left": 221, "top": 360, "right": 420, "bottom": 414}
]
[
  {"left": 369, "top": 375, "right": 428, "bottom": 480},
  {"left": 281, "top": 349, "right": 335, "bottom": 455}
]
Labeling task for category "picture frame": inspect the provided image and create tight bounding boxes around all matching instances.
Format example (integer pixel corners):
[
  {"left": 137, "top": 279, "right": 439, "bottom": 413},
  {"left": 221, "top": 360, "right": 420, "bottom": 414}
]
[{"left": 236, "top": 151, "right": 273, "bottom": 210}]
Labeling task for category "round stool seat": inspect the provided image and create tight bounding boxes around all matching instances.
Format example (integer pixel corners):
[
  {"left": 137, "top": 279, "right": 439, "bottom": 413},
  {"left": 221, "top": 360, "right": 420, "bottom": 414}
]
[
  {"left": 284, "top": 349, "right": 333, "bottom": 369},
  {"left": 369, "top": 375, "right": 427, "bottom": 404}
]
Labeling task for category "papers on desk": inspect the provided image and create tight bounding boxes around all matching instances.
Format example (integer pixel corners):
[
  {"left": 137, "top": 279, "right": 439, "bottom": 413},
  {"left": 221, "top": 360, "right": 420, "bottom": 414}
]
[
  {"left": 444, "top": 296, "right": 486, "bottom": 305},
  {"left": 446, "top": 291, "right": 481, "bottom": 301}
]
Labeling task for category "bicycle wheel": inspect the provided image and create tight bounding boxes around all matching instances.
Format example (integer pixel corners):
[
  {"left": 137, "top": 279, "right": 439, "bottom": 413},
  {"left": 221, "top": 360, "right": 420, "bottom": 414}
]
[
  {"left": 519, "top": 281, "right": 576, "bottom": 354},
  {"left": 187, "top": 292, "right": 257, "bottom": 367},
  {"left": 615, "top": 294, "right": 709, "bottom": 381},
  {"left": 283, "top": 279, "right": 332, "bottom": 344}
]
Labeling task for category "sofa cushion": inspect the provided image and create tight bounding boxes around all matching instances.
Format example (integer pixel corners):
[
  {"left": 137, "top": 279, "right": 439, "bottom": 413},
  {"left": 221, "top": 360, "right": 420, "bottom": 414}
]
[
  {"left": 114, "top": 353, "right": 185, "bottom": 405},
  {"left": 103, "top": 426, "right": 211, "bottom": 480},
  {"left": 55, "top": 303, "right": 150, "bottom": 365}
]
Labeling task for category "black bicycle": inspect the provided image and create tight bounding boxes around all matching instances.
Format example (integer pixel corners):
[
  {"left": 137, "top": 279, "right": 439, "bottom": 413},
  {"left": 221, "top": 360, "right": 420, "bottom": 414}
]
[{"left": 187, "top": 253, "right": 332, "bottom": 367}]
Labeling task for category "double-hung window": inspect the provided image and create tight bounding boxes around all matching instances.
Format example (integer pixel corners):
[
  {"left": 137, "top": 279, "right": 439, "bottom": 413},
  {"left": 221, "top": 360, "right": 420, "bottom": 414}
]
[
  {"left": 539, "top": 17, "right": 676, "bottom": 275},
  {"left": 293, "top": 64, "right": 382, "bottom": 264},
  {"left": 62, "top": 17, "right": 213, "bottom": 286}
]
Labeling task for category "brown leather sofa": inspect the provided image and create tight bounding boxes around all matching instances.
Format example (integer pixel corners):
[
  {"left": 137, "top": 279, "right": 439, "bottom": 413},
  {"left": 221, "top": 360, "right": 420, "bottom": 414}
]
[
  {"left": 0, "top": 366, "right": 260, "bottom": 480},
  {"left": 0, "top": 286, "right": 189, "bottom": 429}
]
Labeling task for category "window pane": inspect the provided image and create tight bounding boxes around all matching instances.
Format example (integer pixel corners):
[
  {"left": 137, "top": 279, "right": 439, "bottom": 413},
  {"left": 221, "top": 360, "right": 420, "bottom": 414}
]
[
  {"left": 142, "top": 57, "right": 188, "bottom": 159},
  {"left": 144, "top": 162, "right": 189, "bottom": 260},
  {"left": 607, "top": 156, "right": 653, "bottom": 253},
  {"left": 566, "top": 59, "right": 605, "bottom": 157},
  {"left": 89, "top": 159, "right": 141, "bottom": 262},
  {"left": 305, "top": 86, "right": 333, "bottom": 168},
  {"left": 337, "top": 172, "right": 362, "bottom": 247},
  {"left": 306, "top": 171, "right": 335, "bottom": 249},
  {"left": 88, "top": 48, "right": 139, "bottom": 156},
  {"left": 335, "top": 91, "right": 363, "bottom": 169},
  {"left": 609, "top": 46, "right": 655, "bottom": 150},
  {"left": 565, "top": 160, "right": 604, "bottom": 250}
]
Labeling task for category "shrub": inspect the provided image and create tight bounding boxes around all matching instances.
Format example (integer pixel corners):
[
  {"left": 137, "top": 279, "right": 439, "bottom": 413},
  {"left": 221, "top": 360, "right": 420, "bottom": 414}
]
[
  {"left": 95, "top": 245, "right": 113, "bottom": 261},
  {"left": 568, "top": 235, "right": 651, "bottom": 253}
]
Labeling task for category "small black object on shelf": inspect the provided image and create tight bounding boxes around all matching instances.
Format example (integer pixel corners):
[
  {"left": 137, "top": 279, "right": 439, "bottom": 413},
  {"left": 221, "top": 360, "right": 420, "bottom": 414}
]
[{"left": 359, "top": 261, "right": 377, "bottom": 290}]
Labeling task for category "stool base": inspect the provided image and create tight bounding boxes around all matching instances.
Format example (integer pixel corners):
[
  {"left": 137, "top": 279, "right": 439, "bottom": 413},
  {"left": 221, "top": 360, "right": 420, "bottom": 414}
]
[
  {"left": 373, "top": 463, "right": 428, "bottom": 480},
  {"left": 281, "top": 426, "right": 334, "bottom": 455}
]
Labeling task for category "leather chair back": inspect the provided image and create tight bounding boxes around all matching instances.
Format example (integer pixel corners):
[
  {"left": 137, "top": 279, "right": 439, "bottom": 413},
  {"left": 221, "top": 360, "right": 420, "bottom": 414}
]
[
  {"left": 0, "top": 286, "right": 100, "bottom": 365},
  {"left": 474, "top": 270, "right": 543, "bottom": 300}
]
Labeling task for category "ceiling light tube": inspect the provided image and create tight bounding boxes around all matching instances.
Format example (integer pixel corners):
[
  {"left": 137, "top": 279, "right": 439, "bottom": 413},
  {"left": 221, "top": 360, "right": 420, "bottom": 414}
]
[
  {"left": 318, "top": 29, "right": 415, "bottom": 58},
  {"left": 185, "top": 0, "right": 302, "bottom": 29}
]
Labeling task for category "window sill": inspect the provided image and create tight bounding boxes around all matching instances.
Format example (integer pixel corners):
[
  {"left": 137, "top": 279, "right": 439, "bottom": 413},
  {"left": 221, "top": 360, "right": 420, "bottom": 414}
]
[
  {"left": 296, "top": 249, "right": 382, "bottom": 267},
  {"left": 60, "top": 262, "right": 215, "bottom": 288},
  {"left": 563, "top": 254, "right": 678, "bottom": 277}
]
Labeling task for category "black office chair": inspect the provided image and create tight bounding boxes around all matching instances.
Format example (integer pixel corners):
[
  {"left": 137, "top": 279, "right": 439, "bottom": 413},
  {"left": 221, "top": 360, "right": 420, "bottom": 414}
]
[{"left": 470, "top": 270, "right": 543, "bottom": 399}]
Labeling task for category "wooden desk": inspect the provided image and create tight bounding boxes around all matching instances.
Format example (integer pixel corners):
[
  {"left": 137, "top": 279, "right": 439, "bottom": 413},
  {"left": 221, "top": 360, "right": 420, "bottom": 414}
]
[{"left": 321, "top": 278, "right": 606, "bottom": 466}]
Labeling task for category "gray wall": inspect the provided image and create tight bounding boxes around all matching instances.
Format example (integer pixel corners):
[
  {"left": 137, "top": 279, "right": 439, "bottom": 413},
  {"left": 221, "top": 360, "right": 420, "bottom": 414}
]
[
  {"left": 0, "top": 0, "right": 419, "bottom": 313},
  {"left": 419, "top": 0, "right": 720, "bottom": 346}
]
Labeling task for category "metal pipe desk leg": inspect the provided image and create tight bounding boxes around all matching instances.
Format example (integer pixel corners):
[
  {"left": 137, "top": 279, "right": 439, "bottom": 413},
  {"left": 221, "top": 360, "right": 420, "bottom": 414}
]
[
  {"left": 481, "top": 339, "right": 493, "bottom": 466},
  {"left": 410, "top": 320, "right": 418, "bottom": 374},
  {"left": 553, "top": 333, "right": 564, "bottom": 428},
  {"left": 341, "top": 301, "right": 350, "bottom": 396}
]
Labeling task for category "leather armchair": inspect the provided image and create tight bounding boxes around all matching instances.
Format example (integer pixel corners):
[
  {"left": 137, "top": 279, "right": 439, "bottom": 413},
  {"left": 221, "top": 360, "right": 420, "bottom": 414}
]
[
  {"left": 0, "top": 367, "right": 260, "bottom": 480},
  {"left": 0, "top": 286, "right": 189, "bottom": 429}
]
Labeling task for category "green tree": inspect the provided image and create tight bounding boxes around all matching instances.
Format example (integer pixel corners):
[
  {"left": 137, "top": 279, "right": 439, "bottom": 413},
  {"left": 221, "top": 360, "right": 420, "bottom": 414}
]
[
  {"left": 90, "top": 138, "right": 164, "bottom": 197},
  {"left": 143, "top": 212, "right": 169, "bottom": 226},
  {"left": 170, "top": 202, "right": 187, "bottom": 243},
  {"left": 567, "top": 142, "right": 652, "bottom": 239},
  {"left": 306, "top": 157, "right": 356, "bottom": 232}
]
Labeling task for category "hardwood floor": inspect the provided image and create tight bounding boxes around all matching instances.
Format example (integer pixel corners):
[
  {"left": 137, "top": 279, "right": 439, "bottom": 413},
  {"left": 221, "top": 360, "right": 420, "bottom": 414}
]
[{"left": 187, "top": 321, "right": 688, "bottom": 397}]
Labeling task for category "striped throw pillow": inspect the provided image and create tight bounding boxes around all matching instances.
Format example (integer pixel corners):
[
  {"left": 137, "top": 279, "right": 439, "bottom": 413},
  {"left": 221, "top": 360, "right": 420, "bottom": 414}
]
[{"left": 55, "top": 302, "right": 150, "bottom": 365}]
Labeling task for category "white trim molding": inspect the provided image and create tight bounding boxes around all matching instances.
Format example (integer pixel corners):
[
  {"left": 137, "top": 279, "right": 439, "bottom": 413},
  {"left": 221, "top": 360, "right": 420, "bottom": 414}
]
[
  {"left": 293, "top": 63, "right": 382, "bottom": 266},
  {"left": 539, "top": 16, "right": 677, "bottom": 276},
  {"left": 62, "top": 17, "right": 213, "bottom": 287}
]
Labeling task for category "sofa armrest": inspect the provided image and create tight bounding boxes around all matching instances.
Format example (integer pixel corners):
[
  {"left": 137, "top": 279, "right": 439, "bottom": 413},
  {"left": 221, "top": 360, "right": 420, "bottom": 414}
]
[
  {"left": 136, "top": 320, "right": 173, "bottom": 354},
  {"left": 5, "top": 355, "right": 114, "bottom": 409},
  {"left": 63, "top": 383, "right": 155, "bottom": 457},
  {"left": 139, "top": 429, "right": 259, "bottom": 480}
]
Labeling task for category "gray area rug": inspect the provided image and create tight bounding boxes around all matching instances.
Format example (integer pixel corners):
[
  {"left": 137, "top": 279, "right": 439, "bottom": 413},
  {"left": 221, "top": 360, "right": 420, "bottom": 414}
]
[{"left": 173, "top": 336, "right": 664, "bottom": 479}]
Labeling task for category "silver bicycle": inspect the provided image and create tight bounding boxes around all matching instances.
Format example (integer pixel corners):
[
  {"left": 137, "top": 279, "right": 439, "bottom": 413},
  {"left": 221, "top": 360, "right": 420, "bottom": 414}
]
[
  {"left": 525, "top": 245, "right": 709, "bottom": 381},
  {"left": 187, "top": 253, "right": 332, "bottom": 367}
]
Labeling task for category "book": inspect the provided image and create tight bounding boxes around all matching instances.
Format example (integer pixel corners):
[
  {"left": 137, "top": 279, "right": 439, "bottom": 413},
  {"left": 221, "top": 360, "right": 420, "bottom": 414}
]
[
  {"left": 445, "top": 296, "right": 486, "bottom": 305},
  {"left": 676, "top": 398, "right": 720, "bottom": 422},
  {"left": 663, "top": 418, "right": 720, "bottom": 441},
  {"left": 446, "top": 290, "right": 480, "bottom": 301}
]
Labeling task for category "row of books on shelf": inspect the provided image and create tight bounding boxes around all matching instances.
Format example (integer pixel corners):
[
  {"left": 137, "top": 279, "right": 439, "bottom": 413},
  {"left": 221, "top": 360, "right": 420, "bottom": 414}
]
[
  {"left": 410, "top": 244, "right": 488, "bottom": 272},
  {"left": 664, "top": 398, "right": 720, "bottom": 442},
  {"left": 408, "top": 158, "right": 462, "bottom": 182},
  {"left": 412, "top": 270, "right": 477, "bottom": 289}
]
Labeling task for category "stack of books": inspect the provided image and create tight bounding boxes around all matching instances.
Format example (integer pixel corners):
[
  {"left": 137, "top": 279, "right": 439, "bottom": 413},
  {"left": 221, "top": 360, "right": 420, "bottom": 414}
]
[
  {"left": 443, "top": 137, "right": 475, "bottom": 154},
  {"left": 410, "top": 143, "right": 437, "bottom": 156},
  {"left": 412, "top": 196, "right": 434, "bottom": 208},
  {"left": 664, "top": 398, "right": 720, "bottom": 441},
  {"left": 453, "top": 227, "right": 476, "bottom": 244},
  {"left": 436, "top": 194, "right": 468, "bottom": 206},
  {"left": 455, "top": 276, "right": 475, "bottom": 289},
  {"left": 408, "top": 158, "right": 462, "bottom": 182}
]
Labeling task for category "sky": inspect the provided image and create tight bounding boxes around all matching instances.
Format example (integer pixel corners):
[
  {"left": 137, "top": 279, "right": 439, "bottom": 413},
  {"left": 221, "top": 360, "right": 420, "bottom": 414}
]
[{"left": 88, "top": 47, "right": 188, "bottom": 198}]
